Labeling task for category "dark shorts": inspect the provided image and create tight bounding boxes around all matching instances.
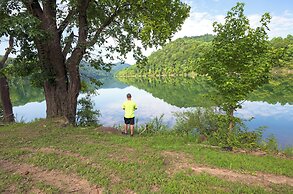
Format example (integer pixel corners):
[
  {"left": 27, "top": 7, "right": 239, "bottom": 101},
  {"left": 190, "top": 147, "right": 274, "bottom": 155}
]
[{"left": 124, "top": 117, "right": 135, "bottom": 125}]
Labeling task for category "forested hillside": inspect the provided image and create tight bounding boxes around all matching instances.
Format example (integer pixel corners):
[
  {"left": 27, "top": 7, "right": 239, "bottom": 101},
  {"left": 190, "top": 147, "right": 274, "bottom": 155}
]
[{"left": 117, "top": 34, "right": 293, "bottom": 77}]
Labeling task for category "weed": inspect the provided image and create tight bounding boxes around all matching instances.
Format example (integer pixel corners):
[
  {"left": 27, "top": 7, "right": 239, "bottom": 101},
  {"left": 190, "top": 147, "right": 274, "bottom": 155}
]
[{"left": 283, "top": 146, "right": 293, "bottom": 157}]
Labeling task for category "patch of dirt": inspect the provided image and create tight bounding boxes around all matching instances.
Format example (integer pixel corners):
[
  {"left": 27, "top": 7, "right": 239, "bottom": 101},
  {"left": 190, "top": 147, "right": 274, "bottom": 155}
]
[
  {"left": 198, "top": 144, "right": 293, "bottom": 159},
  {"left": 96, "top": 127, "right": 121, "bottom": 134},
  {"left": 28, "top": 188, "right": 45, "bottom": 194},
  {"left": 21, "top": 147, "right": 121, "bottom": 184},
  {"left": 162, "top": 151, "right": 293, "bottom": 187},
  {"left": 150, "top": 184, "right": 160, "bottom": 192},
  {"left": 123, "top": 189, "right": 136, "bottom": 194},
  {"left": 0, "top": 159, "right": 102, "bottom": 193}
]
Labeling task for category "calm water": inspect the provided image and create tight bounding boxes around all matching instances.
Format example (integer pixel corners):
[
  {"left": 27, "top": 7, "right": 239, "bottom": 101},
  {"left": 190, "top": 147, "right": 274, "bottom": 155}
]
[{"left": 12, "top": 77, "right": 293, "bottom": 148}]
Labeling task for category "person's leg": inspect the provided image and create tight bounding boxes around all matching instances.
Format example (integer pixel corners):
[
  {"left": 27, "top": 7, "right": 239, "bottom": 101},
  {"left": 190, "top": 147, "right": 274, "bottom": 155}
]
[
  {"left": 124, "top": 124, "right": 128, "bottom": 134},
  {"left": 130, "top": 117, "right": 135, "bottom": 136},
  {"left": 130, "top": 124, "right": 134, "bottom": 136},
  {"left": 123, "top": 117, "right": 128, "bottom": 134}
]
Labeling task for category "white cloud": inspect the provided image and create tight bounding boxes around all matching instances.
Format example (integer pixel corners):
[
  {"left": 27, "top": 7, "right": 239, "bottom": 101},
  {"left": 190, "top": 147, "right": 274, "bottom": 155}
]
[
  {"left": 172, "top": 11, "right": 218, "bottom": 39},
  {"left": 236, "top": 101, "right": 293, "bottom": 120}
]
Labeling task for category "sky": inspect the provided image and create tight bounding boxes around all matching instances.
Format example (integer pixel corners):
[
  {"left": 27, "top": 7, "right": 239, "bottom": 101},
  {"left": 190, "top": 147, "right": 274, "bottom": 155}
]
[{"left": 1, "top": 0, "right": 293, "bottom": 64}]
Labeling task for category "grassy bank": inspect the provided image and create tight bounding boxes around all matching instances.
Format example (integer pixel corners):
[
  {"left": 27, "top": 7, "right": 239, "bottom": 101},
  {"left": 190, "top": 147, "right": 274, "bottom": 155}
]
[{"left": 1, "top": 119, "right": 293, "bottom": 193}]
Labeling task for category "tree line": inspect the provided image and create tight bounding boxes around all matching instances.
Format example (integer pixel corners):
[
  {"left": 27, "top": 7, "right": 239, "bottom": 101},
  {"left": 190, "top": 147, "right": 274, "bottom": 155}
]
[{"left": 117, "top": 34, "right": 293, "bottom": 77}]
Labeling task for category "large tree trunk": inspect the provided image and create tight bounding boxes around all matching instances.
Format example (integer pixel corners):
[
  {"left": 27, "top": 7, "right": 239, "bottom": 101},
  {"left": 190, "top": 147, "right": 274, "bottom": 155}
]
[
  {"left": 23, "top": 0, "right": 87, "bottom": 124},
  {"left": 0, "top": 36, "right": 14, "bottom": 123},
  {"left": 39, "top": 35, "right": 81, "bottom": 124},
  {"left": 0, "top": 75, "right": 14, "bottom": 122}
]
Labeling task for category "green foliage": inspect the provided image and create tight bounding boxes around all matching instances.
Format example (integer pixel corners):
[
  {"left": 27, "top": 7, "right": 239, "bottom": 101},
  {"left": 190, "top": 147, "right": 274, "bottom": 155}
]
[
  {"left": 76, "top": 94, "right": 101, "bottom": 127},
  {"left": 270, "top": 35, "right": 293, "bottom": 68},
  {"left": 173, "top": 109, "right": 267, "bottom": 149},
  {"left": 247, "top": 75, "right": 293, "bottom": 105},
  {"left": 137, "top": 114, "right": 168, "bottom": 135},
  {"left": 260, "top": 134, "right": 279, "bottom": 152},
  {"left": 199, "top": 2, "right": 272, "bottom": 114},
  {"left": 283, "top": 147, "right": 293, "bottom": 157},
  {"left": 173, "top": 108, "right": 220, "bottom": 136},
  {"left": 2, "top": 0, "right": 190, "bottom": 82},
  {"left": 117, "top": 35, "right": 213, "bottom": 76}
]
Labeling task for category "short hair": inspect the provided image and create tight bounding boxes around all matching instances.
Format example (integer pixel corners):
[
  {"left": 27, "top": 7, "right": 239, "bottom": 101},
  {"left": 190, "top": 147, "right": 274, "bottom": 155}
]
[{"left": 127, "top": 93, "right": 131, "bottom": 98}]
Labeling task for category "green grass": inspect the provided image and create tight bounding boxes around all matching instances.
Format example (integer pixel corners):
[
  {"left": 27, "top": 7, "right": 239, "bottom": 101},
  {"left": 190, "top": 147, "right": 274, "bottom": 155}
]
[
  {"left": 0, "top": 119, "right": 292, "bottom": 193},
  {"left": 0, "top": 168, "right": 60, "bottom": 193}
]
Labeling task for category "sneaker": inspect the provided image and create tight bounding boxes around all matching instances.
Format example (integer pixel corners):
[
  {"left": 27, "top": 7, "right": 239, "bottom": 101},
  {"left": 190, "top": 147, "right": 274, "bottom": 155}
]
[
  {"left": 122, "top": 131, "right": 128, "bottom": 135},
  {"left": 130, "top": 134, "right": 134, "bottom": 137}
]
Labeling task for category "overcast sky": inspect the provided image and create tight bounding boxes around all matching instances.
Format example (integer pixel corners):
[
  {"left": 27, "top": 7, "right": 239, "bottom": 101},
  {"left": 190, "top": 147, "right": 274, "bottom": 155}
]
[{"left": 1, "top": 0, "right": 292, "bottom": 64}]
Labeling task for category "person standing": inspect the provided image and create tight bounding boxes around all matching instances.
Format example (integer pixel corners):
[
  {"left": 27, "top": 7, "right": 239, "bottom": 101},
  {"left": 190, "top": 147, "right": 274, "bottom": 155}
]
[{"left": 122, "top": 93, "right": 137, "bottom": 136}]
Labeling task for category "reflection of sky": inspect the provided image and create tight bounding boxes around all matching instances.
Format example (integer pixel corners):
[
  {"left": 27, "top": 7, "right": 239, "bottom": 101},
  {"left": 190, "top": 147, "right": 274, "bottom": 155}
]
[
  {"left": 13, "top": 86, "right": 293, "bottom": 148},
  {"left": 235, "top": 101, "right": 293, "bottom": 148},
  {"left": 92, "top": 86, "right": 190, "bottom": 127},
  {"left": 13, "top": 101, "right": 46, "bottom": 122}
]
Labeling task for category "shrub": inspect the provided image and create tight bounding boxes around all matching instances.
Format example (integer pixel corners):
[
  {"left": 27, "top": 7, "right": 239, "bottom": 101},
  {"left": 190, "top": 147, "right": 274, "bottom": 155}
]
[
  {"left": 260, "top": 134, "right": 279, "bottom": 152},
  {"left": 137, "top": 115, "right": 168, "bottom": 135},
  {"left": 173, "top": 108, "right": 220, "bottom": 136},
  {"left": 76, "top": 94, "right": 101, "bottom": 127},
  {"left": 173, "top": 108, "right": 266, "bottom": 149}
]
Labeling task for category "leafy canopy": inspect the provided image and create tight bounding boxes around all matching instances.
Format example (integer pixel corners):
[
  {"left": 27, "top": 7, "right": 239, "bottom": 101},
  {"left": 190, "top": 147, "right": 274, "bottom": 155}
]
[
  {"left": 1, "top": 0, "right": 190, "bottom": 87},
  {"left": 199, "top": 2, "right": 272, "bottom": 112}
]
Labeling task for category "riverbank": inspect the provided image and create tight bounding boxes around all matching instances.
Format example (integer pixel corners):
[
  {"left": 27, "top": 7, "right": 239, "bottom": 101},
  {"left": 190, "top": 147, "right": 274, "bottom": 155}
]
[{"left": 1, "top": 119, "right": 293, "bottom": 193}]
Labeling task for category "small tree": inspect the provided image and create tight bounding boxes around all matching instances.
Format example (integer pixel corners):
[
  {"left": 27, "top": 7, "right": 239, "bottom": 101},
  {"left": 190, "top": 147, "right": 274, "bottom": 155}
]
[
  {"left": 76, "top": 94, "right": 100, "bottom": 127},
  {"left": 198, "top": 3, "right": 271, "bottom": 131}
]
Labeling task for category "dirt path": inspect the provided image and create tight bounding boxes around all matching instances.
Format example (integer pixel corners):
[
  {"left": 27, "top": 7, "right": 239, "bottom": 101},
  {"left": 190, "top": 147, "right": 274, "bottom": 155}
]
[
  {"left": 0, "top": 159, "right": 102, "bottom": 194},
  {"left": 163, "top": 151, "right": 293, "bottom": 187}
]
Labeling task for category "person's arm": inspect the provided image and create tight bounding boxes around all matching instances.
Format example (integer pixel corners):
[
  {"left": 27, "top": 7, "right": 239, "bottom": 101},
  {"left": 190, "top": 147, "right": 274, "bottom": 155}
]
[
  {"left": 122, "top": 102, "right": 125, "bottom": 110},
  {"left": 134, "top": 103, "right": 137, "bottom": 110}
]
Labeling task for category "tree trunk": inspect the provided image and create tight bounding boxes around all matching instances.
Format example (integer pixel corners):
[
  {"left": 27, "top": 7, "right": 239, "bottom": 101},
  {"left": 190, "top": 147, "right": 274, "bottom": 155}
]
[
  {"left": 228, "top": 109, "right": 234, "bottom": 132},
  {"left": 0, "top": 75, "right": 14, "bottom": 122},
  {"left": 23, "top": 0, "right": 86, "bottom": 124},
  {"left": 0, "top": 36, "right": 14, "bottom": 123},
  {"left": 40, "top": 42, "right": 81, "bottom": 124}
]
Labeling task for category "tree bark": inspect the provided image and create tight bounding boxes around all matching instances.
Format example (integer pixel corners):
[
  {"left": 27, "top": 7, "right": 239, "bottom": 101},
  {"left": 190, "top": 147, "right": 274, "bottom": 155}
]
[
  {"left": 228, "top": 108, "right": 234, "bottom": 132},
  {"left": 0, "top": 76, "right": 14, "bottom": 122},
  {"left": 0, "top": 36, "right": 14, "bottom": 123},
  {"left": 23, "top": 0, "right": 86, "bottom": 124}
]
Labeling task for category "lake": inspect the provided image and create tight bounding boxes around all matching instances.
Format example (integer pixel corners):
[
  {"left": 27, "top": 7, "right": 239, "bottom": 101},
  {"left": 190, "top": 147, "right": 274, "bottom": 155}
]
[{"left": 12, "top": 77, "right": 293, "bottom": 148}]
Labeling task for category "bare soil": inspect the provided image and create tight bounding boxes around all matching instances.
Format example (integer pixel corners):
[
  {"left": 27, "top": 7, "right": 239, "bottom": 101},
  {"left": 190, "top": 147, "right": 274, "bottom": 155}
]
[
  {"left": 163, "top": 151, "right": 293, "bottom": 187},
  {"left": 0, "top": 159, "right": 102, "bottom": 194}
]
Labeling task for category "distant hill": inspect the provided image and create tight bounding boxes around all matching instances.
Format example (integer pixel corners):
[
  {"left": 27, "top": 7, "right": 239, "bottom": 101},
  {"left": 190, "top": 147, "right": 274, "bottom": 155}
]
[
  {"left": 80, "top": 61, "right": 130, "bottom": 78},
  {"left": 189, "top": 34, "right": 215, "bottom": 42},
  {"left": 117, "top": 34, "right": 293, "bottom": 77},
  {"left": 80, "top": 61, "right": 130, "bottom": 90},
  {"left": 117, "top": 34, "right": 213, "bottom": 76}
]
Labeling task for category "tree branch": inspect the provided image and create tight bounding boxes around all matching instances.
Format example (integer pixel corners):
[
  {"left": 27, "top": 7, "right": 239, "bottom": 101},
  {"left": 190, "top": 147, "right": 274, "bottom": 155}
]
[
  {"left": 22, "top": 0, "right": 44, "bottom": 18},
  {"left": 58, "top": 9, "right": 76, "bottom": 35},
  {"left": 62, "top": 32, "right": 74, "bottom": 59},
  {"left": 43, "top": 0, "right": 57, "bottom": 22},
  {"left": 87, "top": 8, "right": 121, "bottom": 47},
  {"left": 66, "top": 0, "right": 90, "bottom": 65},
  {"left": 0, "top": 36, "right": 14, "bottom": 68}
]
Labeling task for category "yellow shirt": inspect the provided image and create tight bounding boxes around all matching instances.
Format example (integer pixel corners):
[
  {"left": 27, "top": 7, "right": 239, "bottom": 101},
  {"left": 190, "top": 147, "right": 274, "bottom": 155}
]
[{"left": 122, "top": 100, "right": 137, "bottom": 118}]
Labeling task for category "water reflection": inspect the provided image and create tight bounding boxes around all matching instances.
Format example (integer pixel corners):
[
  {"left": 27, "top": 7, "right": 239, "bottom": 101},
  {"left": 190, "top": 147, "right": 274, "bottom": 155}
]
[{"left": 12, "top": 76, "right": 293, "bottom": 147}]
